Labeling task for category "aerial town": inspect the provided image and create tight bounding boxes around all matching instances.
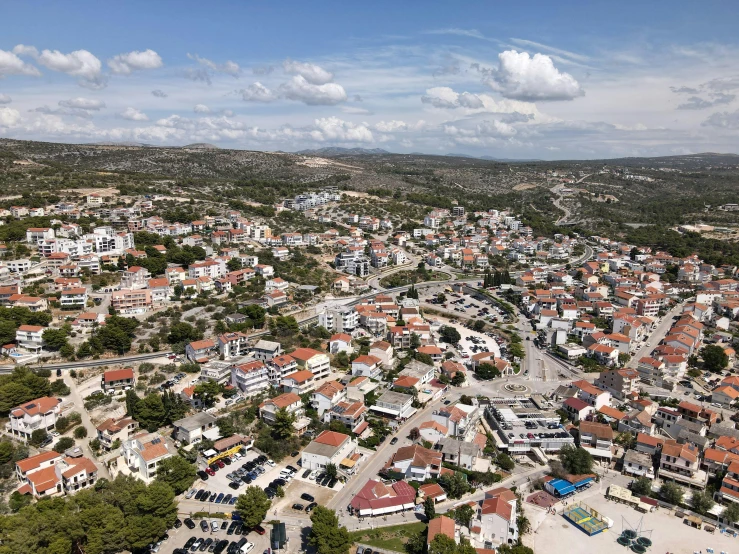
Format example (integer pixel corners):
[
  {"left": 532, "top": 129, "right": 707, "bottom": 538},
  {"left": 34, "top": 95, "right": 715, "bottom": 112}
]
[{"left": 0, "top": 171, "right": 737, "bottom": 554}]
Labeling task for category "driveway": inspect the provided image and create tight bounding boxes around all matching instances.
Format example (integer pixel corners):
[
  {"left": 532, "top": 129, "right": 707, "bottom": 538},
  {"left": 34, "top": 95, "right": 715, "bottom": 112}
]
[{"left": 64, "top": 373, "right": 111, "bottom": 479}]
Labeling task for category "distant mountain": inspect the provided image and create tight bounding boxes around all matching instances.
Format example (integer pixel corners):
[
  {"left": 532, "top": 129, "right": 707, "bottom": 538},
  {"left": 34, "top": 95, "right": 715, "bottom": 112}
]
[
  {"left": 444, "top": 152, "right": 542, "bottom": 162},
  {"left": 183, "top": 143, "right": 220, "bottom": 150},
  {"left": 295, "top": 147, "right": 391, "bottom": 156},
  {"left": 88, "top": 141, "right": 153, "bottom": 147}
]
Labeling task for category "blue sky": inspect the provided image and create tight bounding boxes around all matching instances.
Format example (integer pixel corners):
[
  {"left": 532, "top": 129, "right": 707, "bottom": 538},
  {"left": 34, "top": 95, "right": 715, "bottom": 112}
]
[{"left": 1, "top": 1, "right": 739, "bottom": 159}]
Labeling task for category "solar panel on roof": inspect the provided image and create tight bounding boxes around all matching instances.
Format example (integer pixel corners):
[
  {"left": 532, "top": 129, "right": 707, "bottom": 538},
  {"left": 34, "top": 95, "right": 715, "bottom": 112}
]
[{"left": 151, "top": 438, "right": 161, "bottom": 444}]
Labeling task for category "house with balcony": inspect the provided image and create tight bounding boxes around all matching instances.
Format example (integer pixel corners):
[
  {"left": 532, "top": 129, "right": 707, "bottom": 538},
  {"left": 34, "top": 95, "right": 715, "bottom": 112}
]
[
  {"left": 15, "top": 324, "right": 44, "bottom": 353},
  {"left": 217, "top": 332, "right": 251, "bottom": 359},
  {"left": 15, "top": 451, "right": 98, "bottom": 499},
  {"left": 60, "top": 287, "right": 88, "bottom": 309},
  {"left": 281, "top": 369, "right": 317, "bottom": 395},
  {"left": 622, "top": 449, "right": 655, "bottom": 479},
  {"left": 311, "top": 380, "right": 346, "bottom": 417},
  {"left": 96, "top": 416, "right": 139, "bottom": 451},
  {"left": 301, "top": 430, "right": 357, "bottom": 472},
  {"left": 185, "top": 338, "right": 216, "bottom": 363},
  {"left": 230, "top": 359, "right": 270, "bottom": 396},
  {"left": 595, "top": 368, "right": 639, "bottom": 400},
  {"left": 6, "top": 396, "right": 62, "bottom": 442},
  {"left": 325, "top": 400, "right": 367, "bottom": 430},
  {"left": 471, "top": 487, "right": 519, "bottom": 548},
  {"left": 716, "top": 461, "right": 739, "bottom": 506},
  {"left": 351, "top": 355, "right": 383, "bottom": 379},
  {"left": 120, "top": 432, "right": 172, "bottom": 482},
  {"left": 371, "top": 390, "right": 414, "bottom": 419},
  {"left": 432, "top": 403, "right": 480, "bottom": 441},
  {"left": 659, "top": 441, "right": 706, "bottom": 488},
  {"left": 251, "top": 339, "right": 282, "bottom": 361},
  {"left": 111, "top": 289, "right": 152, "bottom": 314},
  {"left": 259, "top": 392, "right": 304, "bottom": 426},
  {"left": 578, "top": 420, "right": 614, "bottom": 461},
  {"left": 387, "top": 444, "right": 442, "bottom": 481},
  {"left": 121, "top": 266, "right": 151, "bottom": 290},
  {"left": 290, "top": 348, "right": 330, "bottom": 380},
  {"left": 329, "top": 333, "right": 353, "bottom": 354},
  {"left": 571, "top": 380, "right": 611, "bottom": 409},
  {"left": 268, "top": 354, "right": 298, "bottom": 384},
  {"left": 172, "top": 413, "right": 218, "bottom": 445}
]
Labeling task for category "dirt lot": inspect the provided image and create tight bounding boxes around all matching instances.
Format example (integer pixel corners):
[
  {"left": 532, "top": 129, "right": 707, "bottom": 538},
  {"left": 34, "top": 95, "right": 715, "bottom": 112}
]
[{"left": 526, "top": 487, "right": 739, "bottom": 554}]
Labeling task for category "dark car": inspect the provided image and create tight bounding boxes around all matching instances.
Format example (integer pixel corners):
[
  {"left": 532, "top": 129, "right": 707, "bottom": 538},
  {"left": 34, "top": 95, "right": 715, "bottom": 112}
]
[
  {"left": 221, "top": 521, "right": 229, "bottom": 530},
  {"left": 286, "top": 465, "right": 298, "bottom": 473},
  {"left": 292, "top": 503, "right": 304, "bottom": 511},
  {"left": 390, "top": 437, "right": 398, "bottom": 445},
  {"left": 214, "top": 540, "right": 229, "bottom": 554},
  {"left": 241, "top": 475, "right": 252, "bottom": 484},
  {"left": 200, "top": 491, "right": 210, "bottom": 502},
  {"left": 174, "top": 518, "right": 183, "bottom": 529},
  {"left": 264, "top": 487, "right": 276, "bottom": 499},
  {"left": 201, "top": 520, "right": 210, "bottom": 532},
  {"left": 306, "top": 502, "right": 317, "bottom": 513},
  {"left": 227, "top": 522, "right": 237, "bottom": 535},
  {"left": 253, "top": 525, "right": 266, "bottom": 536},
  {"left": 300, "top": 493, "right": 315, "bottom": 502},
  {"left": 197, "top": 470, "right": 209, "bottom": 481},
  {"left": 209, "top": 492, "right": 217, "bottom": 502},
  {"left": 223, "top": 457, "right": 232, "bottom": 465},
  {"left": 185, "top": 537, "right": 197, "bottom": 549},
  {"left": 302, "top": 469, "right": 311, "bottom": 478},
  {"left": 229, "top": 497, "right": 237, "bottom": 505},
  {"left": 200, "top": 538, "right": 212, "bottom": 551},
  {"left": 215, "top": 493, "right": 224, "bottom": 504},
  {"left": 223, "top": 494, "right": 232, "bottom": 504},
  {"left": 273, "top": 478, "right": 287, "bottom": 487},
  {"left": 329, "top": 478, "right": 337, "bottom": 488},
  {"left": 291, "top": 451, "right": 300, "bottom": 457},
  {"left": 184, "top": 518, "right": 196, "bottom": 529},
  {"left": 229, "top": 481, "right": 240, "bottom": 490}
]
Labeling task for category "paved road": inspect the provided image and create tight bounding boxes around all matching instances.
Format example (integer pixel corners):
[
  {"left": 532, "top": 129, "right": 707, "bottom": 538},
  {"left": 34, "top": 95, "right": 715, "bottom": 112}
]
[{"left": 626, "top": 302, "right": 684, "bottom": 369}]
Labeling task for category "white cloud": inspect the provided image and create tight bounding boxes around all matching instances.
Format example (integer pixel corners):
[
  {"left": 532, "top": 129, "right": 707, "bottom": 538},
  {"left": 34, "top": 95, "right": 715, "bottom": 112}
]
[
  {"left": 341, "top": 106, "right": 372, "bottom": 115},
  {"left": 119, "top": 107, "right": 149, "bottom": 121},
  {"left": 280, "top": 76, "right": 347, "bottom": 105},
  {"left": 283, "top": 59, "right": 333, "bottom": 85},
  {"left": 193, "top": 104, "right": 211, "bottom": 113},
  {"left": 0, "top": 94, "right": 11, "bottom": 104},
  {"left": 374, "top": 120, "right": 408, "bottom": 132},
  {"left": 108, "top": 49, "right": 163, "bottom": 75},
  {"left": 486, "top": 50, "right": 584, "bottom": 101},
  {"left": 59, "top": 97, "right": 105, "bottom": 110},
  {"left": 0, "top": 107, "right": 21, "bottom": 127},
  {"left": 0, "top": 49, "right": 41, "bottom": 77},
  {"left": 312, "top": 116, "right": 373, "bottom": 142},
  {"left": 187, "top": 53, "right": 240, "bottom": 78},
  {"left": 239, "top": 82, "right": 277, "bottom": 102},
  {"left": 426, "top": 28, "right": 487, "bottom": 40},
  {"left": 151, "top": 89, "right": 168, "bottom": 98},
  {"left": 22, "top": 47, "right": 107, "bottom": 89},
  {"left": 677, "top": 93, "right": 735, "bottom": 110}
]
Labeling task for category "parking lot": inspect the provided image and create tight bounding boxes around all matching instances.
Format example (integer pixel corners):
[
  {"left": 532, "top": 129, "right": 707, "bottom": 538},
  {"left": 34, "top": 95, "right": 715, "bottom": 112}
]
[{"left": 156, "top": 515, "right": 271, "bottom": 554}]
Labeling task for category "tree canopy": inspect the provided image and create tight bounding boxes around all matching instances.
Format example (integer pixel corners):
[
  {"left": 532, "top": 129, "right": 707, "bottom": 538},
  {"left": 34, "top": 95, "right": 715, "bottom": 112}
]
[
  {"left": 155, "top": 455, "right": 196, "bottom": 495},
  {"left": 309, "top": 506, "right": 352, "bottom": 554},
  {"left": 235, "top": 486, "right": 271, "bottom": 528},
  {"left": 558, "top": 444, "right": 593, "bottom": 475}
]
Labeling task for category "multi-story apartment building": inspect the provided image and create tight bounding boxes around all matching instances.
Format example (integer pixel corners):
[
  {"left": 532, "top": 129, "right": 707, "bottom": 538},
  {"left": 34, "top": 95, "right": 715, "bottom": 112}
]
[
  {"left": 6, "top": 396, "right": 63, "bottom": 442},
  {"left": 120, "top": 433, "right": 172, "bottom": 482},
  {"left": 96, "top": 416, "right": 139, "bottom": 451},
  {"left": 594, "top": 368, "right": 639, "bottom": 400},
  {"left": 259, "top": 392, "right": 304, "bottom": 425},
  {"left": 60, "top": 287, "right": 88, "bottom": 309},
  {"left": 231, "top": 360, "right": 270, "bottom": 396},
  {"left": 217, "top": 332, "right": 251, "bottom": 359},
  {"left": 121, "top": 266, "right": 151, "bottom": 289},
  {"left": 290, "top": 348, "right": 330, "bottom": 380},
  {"left": 111, "top": 289, "right": 152, "bottom": 314},
  {"left": 15, "top": 324, "right": 44, "bottom": 353},
  {"left": 318, "top": 305, "right": 359, "bottom": 333},
  {"left": 268, "top": 354, "right": 298, "bottom": 384}
]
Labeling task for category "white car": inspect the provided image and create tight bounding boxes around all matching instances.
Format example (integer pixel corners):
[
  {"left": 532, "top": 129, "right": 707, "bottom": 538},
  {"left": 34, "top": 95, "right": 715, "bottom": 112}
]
[
  {"left": 211, "top": 520, "right": 220, "bottom": 532},
  {"left": 309, "top": 470, "right": 317, "bottom": 480},
  {"left": 185, "top": 489, "right": 197, "bottom": 499},
  {"left": 240, "top": 542, "right": 254, "bottom": 554},
  {"left": 266, "top": 459, "right": 276, "bottom": 467}
]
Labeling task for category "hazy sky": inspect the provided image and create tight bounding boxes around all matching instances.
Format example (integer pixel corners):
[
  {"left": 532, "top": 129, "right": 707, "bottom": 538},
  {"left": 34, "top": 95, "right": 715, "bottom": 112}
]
[{"left": 1, "top": 0, "right": 739, "bottom": 159}]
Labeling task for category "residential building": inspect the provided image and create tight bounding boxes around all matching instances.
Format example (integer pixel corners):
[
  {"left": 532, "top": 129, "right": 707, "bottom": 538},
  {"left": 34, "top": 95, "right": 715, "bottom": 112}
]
[
  {"left": 102, "top": 368, "right": 135, "bottom": 392},
  {"left": 96, "top": 416, "right": 139, "bottom": 452},
  {"left": 595, "top": 368, "right": 639, "bottom": 400},
  {"left": 472, "top": 487, "right": 519, "bottom": 547},
  {"left": 301, "top": 430, "right": 357, "bottom": 471},
  {"left": 371, "top": 390, "right": 414, "bottom": 419},
  {"left": 259, "top": 392, "right": 304, "bottom": 426},
  {"left": 311, "top": 381, "right": 346, "bottom": 416},
  {"left": 6, "top": 396, "right": 62, "bottom": 442},
  {"left": 217, "top": 332, "right": 250, "bottom": 359},
  {"left": 349, "top": 479, "right": 416, "bottom": 517},
  {"left": 111, "top": 289, "right": 152, "bottom": 314},
  {"left": 387, "top": 444, "right": 442, "bottom": 481},
  {"left": 251, "top": 339, "right": 282, "bottom": 361},
  {"left": 172, "top": 413, "right": 218, "bottom": 444},
  {"left": 281, "top": 370, "right": 317, "bottom": 395},
  {"left": 351, "top": 354, "right": 383, "bottom": 379},
  {"left": 231, "top": 360, "right": 270, "bottom": 396},
  {"left": 120, "top": 433, "right": 172, "bottom": 482},
  {"left": 15, "top": 324, "right": 44, "bottom": 353},
  {"left": 290, "top": 348, "right": 330, "bottom": 380},
  {"left": 185, "top": 338, "right": 216, "bottom": 363}
]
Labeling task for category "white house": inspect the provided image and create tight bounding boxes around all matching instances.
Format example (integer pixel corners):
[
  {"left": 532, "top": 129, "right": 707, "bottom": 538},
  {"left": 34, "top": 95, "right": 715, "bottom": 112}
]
[{"left": 300, "top": 430, "right": 357, "bottom": 471}]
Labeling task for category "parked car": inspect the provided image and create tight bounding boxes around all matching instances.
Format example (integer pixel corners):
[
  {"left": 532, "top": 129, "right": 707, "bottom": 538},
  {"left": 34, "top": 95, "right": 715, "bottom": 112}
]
[
  {"left": 390, "top": 437, "right": 398, "bottom": 445},
  {"left": 300, "top": 493, "right": 315, "bottom": 502},
  {"left": 292, "top": 503, "right": 304, "bottom": 511},
  {"left": 184, "top": 518, "right": 196, "bottom": 529},
  {"left": 201, "top": 520, "right": 210, "bottom": 532}
]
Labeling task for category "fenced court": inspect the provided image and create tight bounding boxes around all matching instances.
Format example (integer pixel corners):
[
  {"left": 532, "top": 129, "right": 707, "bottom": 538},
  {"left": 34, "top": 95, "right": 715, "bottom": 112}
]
[{"left": 563, "top": 501, "right": 609, "bottom": 536}]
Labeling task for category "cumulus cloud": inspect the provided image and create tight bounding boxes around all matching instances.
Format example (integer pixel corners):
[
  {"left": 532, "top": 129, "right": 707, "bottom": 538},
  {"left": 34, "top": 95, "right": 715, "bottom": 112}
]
[
  {"left": 678, "top": 93, "right": 735, "bottom": 110},
  {"left": 193, "top": 104, "right": 211, "bottom": 113},
  {"left": 280, "top": 76, "right": 347, "bottom": 105},
  {"left": 59, "top": 97, "right": 105, "bottom": 110},
  {"left": 151, "top": 89, "right": 168, "bottom": 98},
  {"left": 342, "top": 106, "right": 372, "bottom": 115},
  {"left": 486, "top": 50, "right": 584, "bottom": 101},
  {"left": 31, "top": 105, "right": 93, "bottom": 119},
  {"left": 252, "top": 65, "right": 274, "bottom": 75},
  {"left": 0, "top": 94, "right": 11, "bottom": 104},
  {"left": 186, "top": 53, "right": 240, "bottom": 83},
  {"left": 0, "top": 107, "right": 21, "bottom": 127},
  {"left": 702, "top": 76, "right": 739, "bottom": 92},
  {"left": 0, "top": 49, "right": 41, "bottom": 77},
  {"left": 119, "top": 107, "right": 149, "bottom": 121},
  {"left": 108, "top": 49, "right": 163, "bottom": 75},
  {"left": 702, "top": 109, "right": 739, "bottom": 129},
  {"left": 420, "top": 87, "right": 543, "bottom": 122},
  {"left": 239, "top": 82, "right": 277, "bottom": 102},
  {"left": 16, "top": 46, "right": 106, "bottom": 88},
  {"left": 312, "top": 117, "right": 373, "bottom": 142},
  {"left": 670, "top": 85, "right": 700, "bottom": 94},
  {"left": 283, "top": 59, "right": 333, "bottom": 85}
]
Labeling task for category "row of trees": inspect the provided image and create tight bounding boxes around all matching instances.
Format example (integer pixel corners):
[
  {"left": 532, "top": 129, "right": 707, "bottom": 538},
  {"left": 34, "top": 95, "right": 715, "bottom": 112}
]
[
  {"left": 125, "top": 389, "right": 189, "bottom": 432},
  {"left": 482, "top": 269, "right": 512, "bottom": 288}
]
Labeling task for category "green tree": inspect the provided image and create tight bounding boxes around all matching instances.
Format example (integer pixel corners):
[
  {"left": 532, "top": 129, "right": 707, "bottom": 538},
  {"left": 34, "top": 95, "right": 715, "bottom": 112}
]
[
  {"left": 193, "top": 380, "right": 221, "bottom": 408},
  {"left": 476, "top": 362, "right": 501, "bottom": 380},
  {"left": 136, "top": 393, "right": 167, "bottom": 431},
  {"left": 29, "top": 429, "right": 48, "bottom": 446},
  {"left": 631, "top": 476, "right": 652, "bottom": 496},
  {"left": 454, "top": 503, "right": 475, "bottom": 528},
  {"left": 496, "top": 452, "right": 515, "bottom": 471},
  {"left": 428, "top": 534, "right": 457, "bottom": 554},
  {"left": 438, "top": 472, "right": 471, "bottom": 499},
  {"left": 724, "top": 501, "right": 739, "bottom": 523},
  {"left": 424, "top": 496, "right": 436, "bottom": 520},
  {"left": 439, "top": 325, "right": 461, "bottom": 345},
  {"left": 691, "top": 490, "right": 715, "bottom": 515},
  {"left": 167, "top": 322, "right": 202, "bottom": 345},
  {"left": 217, "top": 417, "right": 236, "bottom": 438},
  {"left": 325, "top": 462, "right": 338, "bottom": 480},
  {"left": 558, "top": 444, "right": 593, "bottom": 475},
  {"left": 54, "top": 436, "right": 76, "bottom": 453},
  {"left": 473, "top": 320, "right": 486, "bottom": 332},
  {"left": 517, "top": 514, "right": 531, "bottom": 535},
  {"left": 42, "top": 328, "right": 70, "bottom": 350},
  {"left": 74, "top": 426, "right": 88, "bottom": 439},
  {"left": 8, "top": 490, "right": 32, "bottom": 512},
  {"left": 155, "top": 455, "right": 197, "bottom": 495},
  {"left": 497, "top": 546, "right": 534, "bottom": 554},
  {"left": 702, "top": 344, "right": 729, "bottom": 372},
  {"left": 235, "top": 486, "right": 272, "bottom": 528},
  {"left": 227, "top": 258, "right": 243, "bottom": 272},
  {"left": 309, "top": 506, "right": 352, "bottom": 554},
  {"left": 660, "top": 481, "right": 684, "bottom": 505},
  {"left": 272, "top": 407, "right": 296, "bottom": 440}
]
